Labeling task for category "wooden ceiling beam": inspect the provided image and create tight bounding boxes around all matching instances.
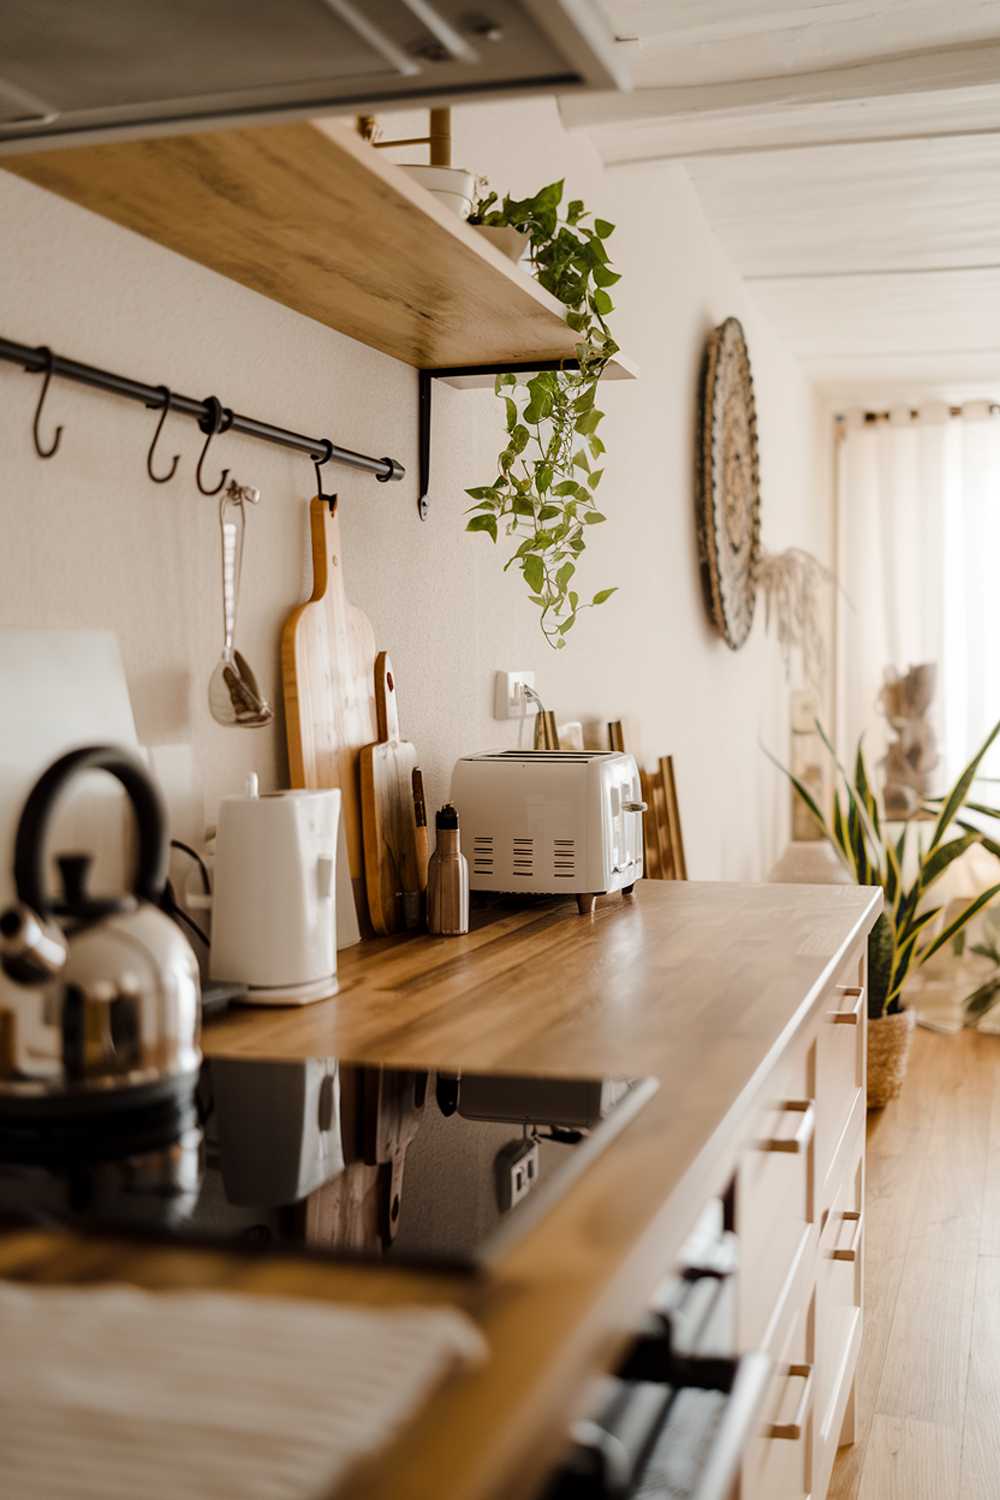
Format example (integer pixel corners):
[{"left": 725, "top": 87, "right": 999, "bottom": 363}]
[
  {"left": 562, "top": 78, "right": 1000, "bottom": 165},
  {"left": 590, "top": 116, "right": 1000, "bottom": 166},
  {"left": 560, "top": 40, "right": 1000, "bottom": 129}
]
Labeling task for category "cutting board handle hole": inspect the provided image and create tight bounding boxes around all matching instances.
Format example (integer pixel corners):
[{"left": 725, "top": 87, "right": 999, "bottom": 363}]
[{"left": 387, "top": 671, "right": 395, "bottom": 692}]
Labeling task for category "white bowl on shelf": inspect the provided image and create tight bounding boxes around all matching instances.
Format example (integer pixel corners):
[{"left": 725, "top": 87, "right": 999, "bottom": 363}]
[{"left": 401, "top": 165, "right": 474, "bottom": 219}]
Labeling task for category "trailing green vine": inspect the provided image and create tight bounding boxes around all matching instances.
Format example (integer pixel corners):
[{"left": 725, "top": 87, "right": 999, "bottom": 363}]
[{"left": 464, "top": 180, "right": 620, "bottom": 648}]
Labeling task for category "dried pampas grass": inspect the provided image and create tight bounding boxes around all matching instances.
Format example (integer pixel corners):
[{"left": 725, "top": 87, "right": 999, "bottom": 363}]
[{"left": 755, "top": 547, "right": 833, "bottom": 691}]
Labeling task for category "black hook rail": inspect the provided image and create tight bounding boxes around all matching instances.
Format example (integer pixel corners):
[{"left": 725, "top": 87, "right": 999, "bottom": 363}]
[{"left": 1, "top": 336, "right": 405, "bottom": 485}]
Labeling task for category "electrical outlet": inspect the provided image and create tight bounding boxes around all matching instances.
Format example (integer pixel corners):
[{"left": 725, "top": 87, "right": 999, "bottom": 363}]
[
  {"left": 495, "top": 1137, "right": 540, "bottom": 1212},
  {"left": 494, "top": 669, "right": 537, "bottom": 720}
]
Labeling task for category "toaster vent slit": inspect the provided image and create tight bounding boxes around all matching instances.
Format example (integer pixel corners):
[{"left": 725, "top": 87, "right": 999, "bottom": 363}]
[
  {"left": 511, "top": 836, "right": 534, "bottom": 878},
  {"left": 472, "top": 834, "right": 495, "bottom": 875},
  {"left": 552, "top": 837, "right": 576, "bottom": 880}
]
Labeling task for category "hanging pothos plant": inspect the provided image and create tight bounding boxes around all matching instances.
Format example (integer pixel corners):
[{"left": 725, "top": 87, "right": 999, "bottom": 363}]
[{"left": 464, "top": 180, "right": 620, "bottom": 648}]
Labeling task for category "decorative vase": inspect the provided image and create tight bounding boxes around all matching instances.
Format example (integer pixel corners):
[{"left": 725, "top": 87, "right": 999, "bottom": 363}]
[
  {"left": 867, "top": 1007, "right": 916, "bottom": 1108},
  {"left": 470, "top": 224, "right": 530, "bottom": 263}
]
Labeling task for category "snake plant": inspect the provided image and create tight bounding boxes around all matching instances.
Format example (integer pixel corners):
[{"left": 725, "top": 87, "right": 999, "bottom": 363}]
[{"left": 770, "top": 720, "right": 1000, "bottom": 1018}]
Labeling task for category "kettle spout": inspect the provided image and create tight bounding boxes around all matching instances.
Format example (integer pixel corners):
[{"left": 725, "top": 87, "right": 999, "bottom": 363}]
[{"left": 0, "top": 904, "right": 67, "bottom": 985}]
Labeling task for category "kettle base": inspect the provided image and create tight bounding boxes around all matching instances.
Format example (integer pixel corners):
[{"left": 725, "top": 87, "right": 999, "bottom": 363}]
[
  {"left": 236, "top": 974, "right": 339, "bottom": 1007},
  {"left": 0, "top": 1072, "right": 200, "bottom": 1166},
  {"left": 0, "top": 1068, "right": 201, "bottom": 1122}
]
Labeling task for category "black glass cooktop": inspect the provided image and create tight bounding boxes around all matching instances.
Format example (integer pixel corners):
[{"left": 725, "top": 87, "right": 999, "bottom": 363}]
[{"left": 0, "top": 1058, "right": 657, "bottom": 1268}]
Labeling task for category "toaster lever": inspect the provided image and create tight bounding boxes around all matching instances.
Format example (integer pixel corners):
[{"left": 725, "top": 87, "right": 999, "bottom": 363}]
[{"left": 623, "top": 800, "right": 648, "bottom": 814}]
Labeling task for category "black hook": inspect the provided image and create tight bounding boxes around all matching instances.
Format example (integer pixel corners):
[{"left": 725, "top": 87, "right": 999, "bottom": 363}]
[
  {"left": 312, "top": 440, "right": 337, "bottom": 513},
  {"left": 146, "top": 385, "right": 180, "bottom": 484},
  {"left": 31, "top": 346, "right": 63, "bottom": 460},
  {"left": 195, "top": 395, "right": 230, "bottom": 496}
]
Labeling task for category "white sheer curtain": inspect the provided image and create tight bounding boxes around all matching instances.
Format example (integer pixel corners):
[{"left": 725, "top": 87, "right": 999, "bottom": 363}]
[{"left": 836, "top": 403, "right": 1000, "bottom": 785}]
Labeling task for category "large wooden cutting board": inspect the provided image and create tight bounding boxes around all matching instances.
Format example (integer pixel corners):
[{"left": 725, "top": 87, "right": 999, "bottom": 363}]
[{"left": 282, "top": 498, "right": 377, "bottom": 944}]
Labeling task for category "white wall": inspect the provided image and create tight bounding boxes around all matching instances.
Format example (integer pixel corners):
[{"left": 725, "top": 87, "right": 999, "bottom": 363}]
[{"left": 0, "top": 99, "right": 828, "bottom": 882}]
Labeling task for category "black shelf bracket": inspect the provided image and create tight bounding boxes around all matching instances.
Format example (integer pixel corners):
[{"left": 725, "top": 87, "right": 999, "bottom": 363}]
[
  {"left": 1, "top": 335, "right": 405, "bottom": 486},
  {"left": 417, "top": 359, "right": 579, "bottom": 522}
]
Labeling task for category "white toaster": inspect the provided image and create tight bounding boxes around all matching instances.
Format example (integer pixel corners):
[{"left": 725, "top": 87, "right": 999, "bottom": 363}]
[{"left": 450, "top": 751, "right": 645, "bottom": 911}]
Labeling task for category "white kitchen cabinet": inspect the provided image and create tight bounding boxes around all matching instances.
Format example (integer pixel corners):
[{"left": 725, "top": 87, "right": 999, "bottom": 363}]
[{"left": 739, "top": 946, "right": 867, "bottom": 1500}]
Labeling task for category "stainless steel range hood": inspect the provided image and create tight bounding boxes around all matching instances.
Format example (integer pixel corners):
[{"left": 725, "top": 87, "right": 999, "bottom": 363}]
[{"left": 0, "top": 0, "right": 629, "bottom": 153}]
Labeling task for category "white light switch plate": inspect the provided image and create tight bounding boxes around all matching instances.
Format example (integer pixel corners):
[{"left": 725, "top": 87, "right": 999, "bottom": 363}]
[{"left": 494, "top": 670, "right": 537, "bottom": 720}]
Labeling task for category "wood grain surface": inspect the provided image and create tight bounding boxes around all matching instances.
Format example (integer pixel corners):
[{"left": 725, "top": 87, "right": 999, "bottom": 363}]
[
  {"left": 3, "top": 882, "right": 881, "bottom": 1500},
  {"left": 2, "top": 121, "right": 637, "bottom": 374},
  {"left": 639, "top": 767, "right": 661, "bottom": 878},
  {"left": 360, "top": 652, "right": 420, "bottom": 936},
  {"left": 203, "top": 882, "right": 874, "bottom": 1074},
  {"left": 830, "top": 1026, "right": 1000, "bottom": 1500},
  {"left": 659, "top": 755, "right": 687, "bottom": 880},
  {"left": 282, "top": 497, "right": 377, "bottom": 935}
]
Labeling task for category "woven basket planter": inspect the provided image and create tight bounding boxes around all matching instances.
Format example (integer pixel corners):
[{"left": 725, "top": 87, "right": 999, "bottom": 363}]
[{"left": 867, "top": 1008, "right": 916, "bottom": 1109}]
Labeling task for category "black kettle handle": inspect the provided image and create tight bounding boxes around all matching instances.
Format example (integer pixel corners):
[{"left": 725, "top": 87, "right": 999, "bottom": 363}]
[{"left": 13, "top": 746, "right": 168, "bottom": 917}]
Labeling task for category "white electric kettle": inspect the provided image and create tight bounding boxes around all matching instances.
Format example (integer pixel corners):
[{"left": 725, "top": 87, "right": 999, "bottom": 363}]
[{"left": 209, "top": 776, "right": 340, "bottom": 1005}]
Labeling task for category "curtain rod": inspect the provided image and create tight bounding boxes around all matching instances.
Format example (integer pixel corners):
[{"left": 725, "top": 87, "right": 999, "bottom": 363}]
[
  {"left": 835, "top": 403, "right": 1000, "bottom": 425},
  {"left": 0, "top": 336, "right": 405, "bottom": 483}
]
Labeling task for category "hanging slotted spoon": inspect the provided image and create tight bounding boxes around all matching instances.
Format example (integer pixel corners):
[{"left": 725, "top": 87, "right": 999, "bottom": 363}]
[{"left": 208, "top": 480, "right": 273, "bottom": 728}]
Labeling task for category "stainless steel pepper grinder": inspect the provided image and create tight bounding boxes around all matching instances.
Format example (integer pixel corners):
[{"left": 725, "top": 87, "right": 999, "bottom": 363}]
[{"left": 426, "top": 803, "right": 469, "bottom": 936}]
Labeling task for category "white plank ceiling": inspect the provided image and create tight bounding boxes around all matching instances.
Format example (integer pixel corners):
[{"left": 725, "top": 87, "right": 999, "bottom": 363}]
[{"left": 570, "top": 2, "right": 1000, "bottom": 396}]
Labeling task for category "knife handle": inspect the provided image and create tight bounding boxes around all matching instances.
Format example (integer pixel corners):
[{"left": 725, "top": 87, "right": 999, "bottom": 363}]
[{"left": 412, "top": 767, "right": 430, "bottom": 895}]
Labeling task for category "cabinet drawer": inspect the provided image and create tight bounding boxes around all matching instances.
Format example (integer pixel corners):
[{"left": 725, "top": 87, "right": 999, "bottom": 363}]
[
  {"left": 814, "top": 1142, "right": 864, "bottom": 1496},
  {"left": 743, "top": 1294, "right": 813, "bottom": 1500},
  {"left": 737, "top": 1038, "right": 814, "bottom": 1351},
  {"left": 815, "top": 948, "right": 866, "bottom": 1196}
]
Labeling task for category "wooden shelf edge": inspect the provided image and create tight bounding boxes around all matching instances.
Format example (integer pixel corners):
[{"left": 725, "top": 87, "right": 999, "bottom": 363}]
[
  {"left": 438, "top": 351, "right": 638, "bottom": 389},
  {"left": 4, "top": 118, "right": 639, "bottom": 377}
]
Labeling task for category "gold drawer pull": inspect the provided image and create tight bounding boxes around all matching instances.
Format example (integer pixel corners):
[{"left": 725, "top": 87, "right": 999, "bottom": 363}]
[
  {"left": 762, "top": 1100, "right": 815, "bottom": 1154},
  {"left": 769, "top": 1363, "right": 814, "bottom": 1441},
  {"left": 829, "top": 986, "right": 864, "bottom": 1025},
  {"left": 832, "top": 1209, "right": 863, "bottom": 1262}
]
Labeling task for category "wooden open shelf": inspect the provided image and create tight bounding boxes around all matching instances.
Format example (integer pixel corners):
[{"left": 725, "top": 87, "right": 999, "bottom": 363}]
[{"left": 4, "top": 120, "right": 637, "bottom": 379}]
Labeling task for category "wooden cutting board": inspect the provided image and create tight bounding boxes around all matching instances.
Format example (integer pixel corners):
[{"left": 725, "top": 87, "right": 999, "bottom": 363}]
[
  {"left": 360, "top": 652, "right": 420, "bottom": 935},
  {"left": 281, "top": 497, "right": 378, "bottom": 944},
  {"left": 359, "top": 1065, "right": 427, "bottom": 1248}
]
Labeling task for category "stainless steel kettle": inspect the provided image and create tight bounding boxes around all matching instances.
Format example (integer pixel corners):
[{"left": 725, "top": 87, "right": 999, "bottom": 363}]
[{"left": 0, "top": 746, "right": 201, "bottom": 1115}]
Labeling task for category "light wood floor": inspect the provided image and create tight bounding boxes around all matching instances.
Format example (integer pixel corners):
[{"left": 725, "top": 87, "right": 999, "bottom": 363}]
[{"left": 830, "top": 1025, "right": 1000, "bottom": 1500}]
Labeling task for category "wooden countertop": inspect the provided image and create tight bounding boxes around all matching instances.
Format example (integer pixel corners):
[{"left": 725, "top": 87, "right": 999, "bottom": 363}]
[{"left": 0, "top": 880, "right": 881, "bottom": 1500}]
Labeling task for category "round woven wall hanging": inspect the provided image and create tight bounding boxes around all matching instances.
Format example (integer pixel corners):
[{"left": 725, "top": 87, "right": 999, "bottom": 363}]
[{"left": 697, "top": 316, "right": 761, "bottom": 650}]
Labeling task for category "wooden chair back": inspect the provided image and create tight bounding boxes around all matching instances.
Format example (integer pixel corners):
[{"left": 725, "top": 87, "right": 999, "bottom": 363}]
[{"left": 607, "top": 726, "right": 687, "bottom": 881}]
